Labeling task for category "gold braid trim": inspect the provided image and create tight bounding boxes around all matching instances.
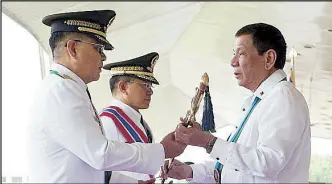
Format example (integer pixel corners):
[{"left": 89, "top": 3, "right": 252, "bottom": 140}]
[
  {"left": 136, "top": 74, "right": 157, "bottom": 82},
  {"left": 110, "top": 70, "right": 154, "bottom": 77},
  {"left": 95, "top": 35, "right": 108, "bottom": 43},
  {"left": 78, "top": 27, "right": 106, "bottom": 37},
  {"left": 111, "top": 66, "right": 143, "bottom": 72},
  {"left": 64, "top": 20, "right": 101, "bottom": 30}
]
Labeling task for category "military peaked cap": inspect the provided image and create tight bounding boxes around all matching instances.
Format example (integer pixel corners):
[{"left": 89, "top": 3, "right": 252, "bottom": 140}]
[
  {"left": 103, "top": 52, "right": 160, "bottom": 84},
  {"left": 42, "top": 10, "right": 116, "bottom": 50}
]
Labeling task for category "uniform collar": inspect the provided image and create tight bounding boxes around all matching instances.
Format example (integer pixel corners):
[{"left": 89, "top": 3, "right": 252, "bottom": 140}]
[
  {"left": 253, "top": 69, "right": 287, "bottom": 100},
  {"left": 111, "top": 99, "right": 142, "bottom": 121},
  {"left": 50, "top": 63, "right": 87, "bottom": 90}
]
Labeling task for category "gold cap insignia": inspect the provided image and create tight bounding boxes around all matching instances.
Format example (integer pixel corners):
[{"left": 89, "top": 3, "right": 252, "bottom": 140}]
[{"left": 147, "top": 55, "right": 159, "bottom": 73}]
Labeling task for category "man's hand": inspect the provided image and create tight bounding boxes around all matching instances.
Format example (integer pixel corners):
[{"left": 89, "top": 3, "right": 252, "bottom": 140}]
[
  {"left": 180, "top": 117, "right": 201, "bottom": 129},
  {"left": 175, "top": 120, "right": 215, "bottom": 148},
  {"left": 160, "top": 159, "right": 193, "bottom": 180},
  {"left": 160, "top": 131, "right": 187, "bottom": 158}
]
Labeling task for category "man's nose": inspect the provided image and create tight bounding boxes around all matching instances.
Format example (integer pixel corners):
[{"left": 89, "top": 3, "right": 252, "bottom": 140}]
[
  {"left": 230, "top": 56, "right": 238, "bottom": 67},
  {"left": 148, "top": 88, "right": 153, "bottom": 95},
  {"left": 101, "top": 52, "right": 107, "bottom": 62}
]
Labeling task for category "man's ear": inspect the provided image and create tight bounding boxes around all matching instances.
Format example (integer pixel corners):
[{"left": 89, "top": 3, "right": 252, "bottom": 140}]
[
  {"left": 66, "top": 40, "right": 77, "bottom": 59},
  {"left": 118, "top": 81, "right": 128, "bottom": 94},
  {"left": 264, "top": 49, "right": 277, "bottom": 70}
]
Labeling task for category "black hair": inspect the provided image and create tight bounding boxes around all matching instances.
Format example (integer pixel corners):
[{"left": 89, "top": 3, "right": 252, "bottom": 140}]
[{"left": 235, "top": 23, "right": 287, "bottom": 69}]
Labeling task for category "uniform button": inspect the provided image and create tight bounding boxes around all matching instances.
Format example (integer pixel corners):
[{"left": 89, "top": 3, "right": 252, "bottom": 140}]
[
  {"left": 216, "top": 157, "right": 220, "bottom": 160},
  {"left": 242, "top": 108, "right": 245, "bottom": 111},
  {"left": 235, "top": 169, "right": 239, "bottom": 171}
]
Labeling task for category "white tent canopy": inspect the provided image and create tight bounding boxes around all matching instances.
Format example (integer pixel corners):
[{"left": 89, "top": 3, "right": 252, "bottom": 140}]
[{"left": 3, "top": 2, "right": 332, "bottom": 140}]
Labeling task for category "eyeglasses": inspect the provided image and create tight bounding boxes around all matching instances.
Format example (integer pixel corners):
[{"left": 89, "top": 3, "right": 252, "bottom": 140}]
[
  {"left": 73, "top": 40, "right": 105, "bottom": 54},
  {"left": 129, "top": 81, "right": 154, "bottom": 90}
]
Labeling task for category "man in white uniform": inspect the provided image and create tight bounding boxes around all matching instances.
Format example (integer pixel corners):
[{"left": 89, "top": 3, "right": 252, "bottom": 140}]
[
  {"left": 27, "top": 10, "right": 186, "bottom": 183},
  {"left": 100, "top": 52, "right": 161, "bottom": 183},
  {"left": 163, "top": 23, "right": 311, "bottom": 183}
]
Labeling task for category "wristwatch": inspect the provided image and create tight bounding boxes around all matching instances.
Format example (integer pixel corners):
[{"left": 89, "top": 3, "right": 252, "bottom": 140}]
[{"left": 206, "top": 136, "right": 218, "bottom": 154}]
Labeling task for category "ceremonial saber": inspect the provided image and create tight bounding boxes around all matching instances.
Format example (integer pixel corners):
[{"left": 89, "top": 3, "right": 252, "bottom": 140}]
[{"left": 161, "top": 73, "right": 210, "bottom": 184}]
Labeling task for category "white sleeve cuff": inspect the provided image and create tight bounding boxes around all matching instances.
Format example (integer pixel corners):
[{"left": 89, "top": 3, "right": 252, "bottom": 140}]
[
  {"left": 209, "top": 138, "right": 232, "bottom": 165},
  {"left": 186, "top": 164, "right": 207, "bottom": 183}
]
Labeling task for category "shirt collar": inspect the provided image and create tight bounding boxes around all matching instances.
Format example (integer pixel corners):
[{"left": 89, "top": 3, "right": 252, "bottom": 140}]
[
  {"left": 111, "top": 99, "right": 142, "bottom": 121},
  {"left": 253, "top": 69, "right": 287, "bottom": 100},
  {"left": 50, "top": 63, "right": 87, "bottom": 90}
]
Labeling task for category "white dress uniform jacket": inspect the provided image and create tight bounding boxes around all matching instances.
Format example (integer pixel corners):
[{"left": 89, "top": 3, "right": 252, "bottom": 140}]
[
  {"left": 188, "top": 69, "right": 311, "bottom": 183},
  {"left": 27, "top": 63, "right": 165, "bottom": 183},
  {"left": 100, "top": 100, "right": 156, "bottom": 183}
]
